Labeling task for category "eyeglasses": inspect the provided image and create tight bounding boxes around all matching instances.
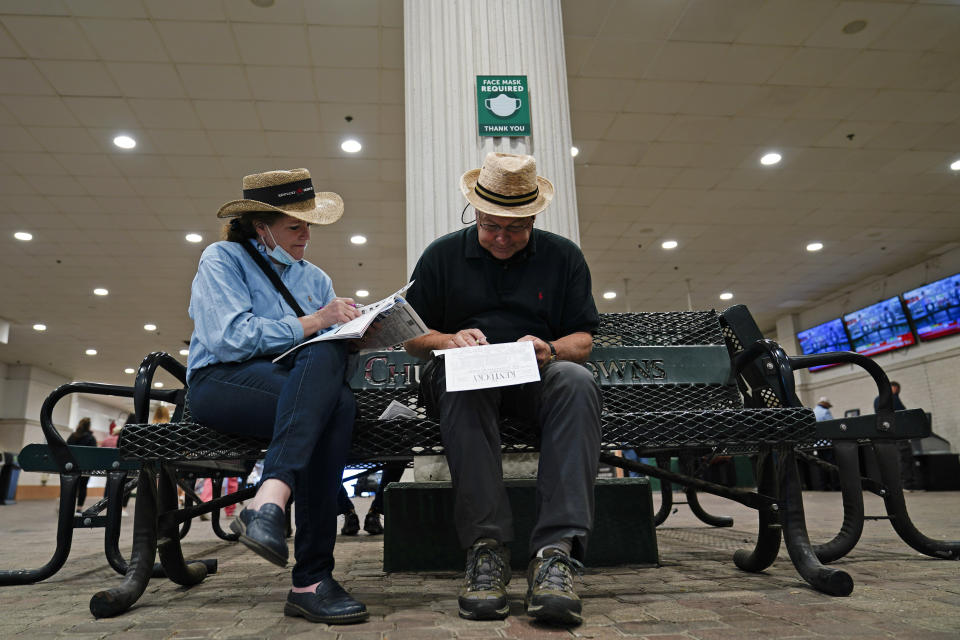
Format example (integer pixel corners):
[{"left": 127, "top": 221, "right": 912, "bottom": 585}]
[{"left": 477, "top": 220, "right": 533, "bottom": 234}]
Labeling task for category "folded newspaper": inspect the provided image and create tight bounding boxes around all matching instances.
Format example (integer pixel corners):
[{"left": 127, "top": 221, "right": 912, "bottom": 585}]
[{"left": 273, "top": 283, "right": 428, "bottom": 362}]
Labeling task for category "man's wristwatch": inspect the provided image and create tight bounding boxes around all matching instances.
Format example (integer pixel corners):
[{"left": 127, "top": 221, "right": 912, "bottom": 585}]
[{"left": 547, "top": 341, "right": 558, "bottom": 362}]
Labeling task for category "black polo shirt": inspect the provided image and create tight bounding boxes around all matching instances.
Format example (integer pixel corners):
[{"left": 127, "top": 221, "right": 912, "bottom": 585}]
[{"left": 406, "top": 225, "right": 599, "bottom": 344}]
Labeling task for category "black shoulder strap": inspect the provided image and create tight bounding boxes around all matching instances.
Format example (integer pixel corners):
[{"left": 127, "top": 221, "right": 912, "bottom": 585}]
[{"left": 238, "top": 239, "right": 307, "bottom": 317}]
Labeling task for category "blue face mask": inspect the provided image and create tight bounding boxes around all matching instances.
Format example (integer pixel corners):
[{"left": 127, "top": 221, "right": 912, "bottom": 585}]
[{"left": 261, "top": 226, "right": 298, "bottom": 266}]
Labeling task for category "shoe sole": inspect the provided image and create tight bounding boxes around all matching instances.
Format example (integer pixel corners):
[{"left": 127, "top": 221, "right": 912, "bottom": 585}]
[
  {"left": 230, "top": 517, "right": 288, "bottom": 568},
  {"left": 526, "top": 599, "right": 583, "bottom": 626},
  {"left": 458, "top": 600, "right": 509, "bottom": 621},
  {"left": 283, "top": 602, "right": 369, "bottom": 624}
]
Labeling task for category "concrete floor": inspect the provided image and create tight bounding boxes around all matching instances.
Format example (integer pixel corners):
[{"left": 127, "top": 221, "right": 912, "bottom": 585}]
[{"left": 0, "top": 489, "right": 958, "bottom": 639}]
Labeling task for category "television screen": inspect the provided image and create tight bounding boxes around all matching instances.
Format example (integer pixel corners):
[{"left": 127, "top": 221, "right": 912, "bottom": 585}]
[
  {"left": 796, "top": 318, "right": 852, "bottom": 371},
  {"left": 903, "top": 273, "right": 960, "bottom": 341},
  {"left": 843, "top": 297, "right": 915, "bottom": 356}
]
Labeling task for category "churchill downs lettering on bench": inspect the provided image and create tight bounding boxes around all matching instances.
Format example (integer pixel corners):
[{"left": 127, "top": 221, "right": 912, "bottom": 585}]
[
  {"left": 361, "top": 355, "right": 667, "bottom": 387},
  {"left": 584, "top": 359, "right": 667, "bottom": 381}
]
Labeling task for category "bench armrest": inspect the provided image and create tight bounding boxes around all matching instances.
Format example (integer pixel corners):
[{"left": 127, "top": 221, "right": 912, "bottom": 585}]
[
  {"left": 133, "top": 351, "right": 187, "bottom": 422},
  {"left": 733, "top": 338, "right": 897, "bottom": 436}
]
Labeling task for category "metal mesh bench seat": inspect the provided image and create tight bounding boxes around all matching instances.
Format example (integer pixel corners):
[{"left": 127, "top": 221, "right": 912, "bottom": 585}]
[{"left": 119, "top": 406, "right": 818, "bottom": 463}]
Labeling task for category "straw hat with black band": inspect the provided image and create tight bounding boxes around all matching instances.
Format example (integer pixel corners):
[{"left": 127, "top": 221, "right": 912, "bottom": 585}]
[
  {"left": 460, "top": 152, "right": 554, "bottom": 218},
  {"left": 217, "top": 168, "right": 344, "bottom": 225}
]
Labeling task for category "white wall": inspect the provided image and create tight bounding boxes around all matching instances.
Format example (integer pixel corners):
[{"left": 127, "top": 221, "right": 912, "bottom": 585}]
[{"left": 779, "top": 246, "right": 960, "bottom": 452}]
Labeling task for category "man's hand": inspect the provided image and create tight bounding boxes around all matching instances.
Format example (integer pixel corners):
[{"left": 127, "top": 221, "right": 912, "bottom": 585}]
[
  {"left": 518, "top": 335, "right": 552, "bottom": 367},
  {"left": 446, "top": 328, "right": 489, "bottom": 349}
]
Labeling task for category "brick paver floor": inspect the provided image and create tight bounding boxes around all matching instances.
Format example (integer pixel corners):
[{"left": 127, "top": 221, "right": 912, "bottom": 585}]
[{"left": 1, "top": 490, "right": 957, "bottom": 638}]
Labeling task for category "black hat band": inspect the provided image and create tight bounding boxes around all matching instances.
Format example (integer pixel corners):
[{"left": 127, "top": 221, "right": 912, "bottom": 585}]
[
  {"left": 474, "top": 181, "right": 538, "bottom": 207},
  {"left": 243, "top": 178, "right": 315, "bottom": 207}
]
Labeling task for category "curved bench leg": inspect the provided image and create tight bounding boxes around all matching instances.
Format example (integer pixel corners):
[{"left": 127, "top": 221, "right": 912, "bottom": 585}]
[
  {"left": 156, "top": 465, "right": 209, "bottom": 587},
  {"left": 778, "top": 447, "right": 854, "bottom": 596},
  {"left": 873, "top": 441, "right": 960, "bottom": 560},
  {"left": 0, "top": 473, "right": 81, "bottom": 586},
  {"left": 686, "top": 487, "right": 735, "bottom": 527},
  {"left": 813, "top": 441, "right": 865, "bottom": 564},
  {"left": 734, "top": 448, "right": 781, "bottom": 573},
  {"left": 680, "top": 456, "right": 734, "bottom": 527},
  {"left": 653, "top": 454, "right": 673, "bottom": 527},
  {"left": 104, "top": 471, "right": 131, "bottom": 576},
  {"left": 209, "top": 478, "right": 240, "bottom": 542},
  {"left": 90, "top": 467, "right": 158, "bottom": 618}
]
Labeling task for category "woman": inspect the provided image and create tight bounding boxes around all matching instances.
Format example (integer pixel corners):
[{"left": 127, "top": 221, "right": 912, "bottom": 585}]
[
  {"left": 100, "top": 413, "right": 135, "bottom": 516},
  {"left": 186, "top": 168, "right": 367, "bottom": 624},
  {"left": 67, "top": 417, "right": 97, "bottom": 514}
]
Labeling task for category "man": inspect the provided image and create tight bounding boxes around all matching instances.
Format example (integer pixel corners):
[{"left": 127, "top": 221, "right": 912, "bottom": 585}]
[
  {"left": 874, "top": 381, "right": 917, "bottom": 489},
  {"left": 813, "top": 397, "right": 833, "bottom": 422},
  {"left": 404, "top": 152, "right": 602, "bottom": 626}
]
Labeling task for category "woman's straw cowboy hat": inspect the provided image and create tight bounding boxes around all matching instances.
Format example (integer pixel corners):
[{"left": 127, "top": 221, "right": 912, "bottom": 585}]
[
  {"left": 460, "top": 152, "right": 554, "bottom": 218},
  {"left": 217, "top": 168, "right": 344, "bottom": 225}
]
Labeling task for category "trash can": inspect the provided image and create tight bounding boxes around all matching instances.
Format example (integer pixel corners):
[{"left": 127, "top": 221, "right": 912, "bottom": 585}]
[{"left": 0, "top": 452, "right": 21, "bottom": 505}]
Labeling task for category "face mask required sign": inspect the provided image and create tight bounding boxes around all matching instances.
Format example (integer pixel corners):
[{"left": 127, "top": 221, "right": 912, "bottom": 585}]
[{"left": 476, "top": 75, "right": 530, "bottom": 137}]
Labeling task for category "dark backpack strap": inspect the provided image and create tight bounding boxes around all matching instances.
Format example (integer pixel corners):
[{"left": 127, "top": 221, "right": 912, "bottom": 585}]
[{"left": 238, "top": 239, "right": 307, "bottom": 317}]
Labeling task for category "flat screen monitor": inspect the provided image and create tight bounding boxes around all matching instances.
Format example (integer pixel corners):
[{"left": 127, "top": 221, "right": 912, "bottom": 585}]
[
  {"left": 796, "top": 318, "right": 852, "bottom": 371},
  {"left": 842, "top": 297, "right": 915, "bottom": 356},
  {"left": 903, "top": 273, "right": 960, "bottom": 341}
]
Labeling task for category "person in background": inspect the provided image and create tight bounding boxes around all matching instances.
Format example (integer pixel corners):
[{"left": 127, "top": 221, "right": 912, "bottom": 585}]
[
  {"left": 186, "top": 168, "right": 367, "bottom": 624},
  {"left": 337, "top": 465, "right": 405, "bottom": 535},
  {"left": 808, "top": 398, "right": 838, "bottom": 490},
  {"left": 874, "top": 381, "right": 918, "bottom": 489},
  {"left": 67, "top": 417, "right": 97, "bottom": 514},
  {"left": 99, "top": 413, "right": 136, "bottom": 516},
  {"left": 813, "top": 397, "right": 834, "bottom": 422},
  {"left": 404, "top": 152, "right": 602, "bottom": 626}
]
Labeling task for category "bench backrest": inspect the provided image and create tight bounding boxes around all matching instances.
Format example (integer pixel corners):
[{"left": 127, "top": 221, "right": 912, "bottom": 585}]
[{"left": 348, "top": 311, "right": 743, "bottom": 421}]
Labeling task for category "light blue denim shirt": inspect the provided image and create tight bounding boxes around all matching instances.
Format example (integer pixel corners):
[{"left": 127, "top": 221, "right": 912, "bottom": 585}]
[{"left": 186, "top": 239, "right": 336, "bottom": 383}]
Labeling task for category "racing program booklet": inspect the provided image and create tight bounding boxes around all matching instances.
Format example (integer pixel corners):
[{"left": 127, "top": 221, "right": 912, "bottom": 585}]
[{"left": 272, "top": 283, "right": 428, "bottom": 362}]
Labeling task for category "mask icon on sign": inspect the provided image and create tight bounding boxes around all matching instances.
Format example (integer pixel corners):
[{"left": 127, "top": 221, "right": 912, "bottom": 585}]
[{"left": 484, "top": 93, "right": 521, "bottom": 117}]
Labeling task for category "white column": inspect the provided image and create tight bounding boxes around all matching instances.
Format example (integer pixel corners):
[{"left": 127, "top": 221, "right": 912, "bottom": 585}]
[{"left": 404, "top": 0, "right": 578, "bottom": 275}]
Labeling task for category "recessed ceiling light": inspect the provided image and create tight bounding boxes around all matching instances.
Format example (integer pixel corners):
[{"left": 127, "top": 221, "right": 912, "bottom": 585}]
[
  {"left": 32, "top": 323, "right": 46, "bottom": 331},
  {"left": 250, "top": 0, "right": 275, "bottom": 6},
  {"left": 185, "top": 233, "right": 203, "bottom": 243},
  {"left": 124, "top": 367, "right": 135, "bottom": 374},
  {"left": 356, "top": 289, "right": 369, "bottom": 298},
  {"left": 719, "top": 292, "right": 734, "bottom": 301},
  {"left": 950, "top": 159, "right": 960, "bottom": 171},
  {"left": 602, "top": 291, "right": 617, "bottom": 300},
  {"left": 14, "top": 231, "right": 32, "bottom": 241},
  {"left": 806, "top": 242, "right": 824, "bottom": 252},
  {"left": 661, "top": 240, "right": 678, "bottom": 250},
  {"left": 93, "top": 288, "right": 109, "bottom": 296},
  {"left": 113, "top": 135, "right": 136, "bottom": 150},
  {"left": 144, "top": 323, "right": 157, "bottom": 331},
  {"left": 85, "top": 348, "right": 97, "bottom": 356},
  {"left": 760, "top": 152, "right": 782, "bottom": 166},
  {"left": 179, "top": 348, "right": 189, "bottom": 356},
  {"left": 341, "top": 139, "right": 362, "bottom": 153},
  {"left": 153, "top": 381, "right": 163, "bottom": 388},
  {"left": 570, "top": 146, "right": 579, "bottom": 157},
  {"left": 350, "top": 234, "right": 367, "bottom": 245}
]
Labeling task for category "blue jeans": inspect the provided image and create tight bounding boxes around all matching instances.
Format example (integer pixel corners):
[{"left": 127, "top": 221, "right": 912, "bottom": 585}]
[{"left": 189, "top": 341, "right": 356, "bottom": 587}]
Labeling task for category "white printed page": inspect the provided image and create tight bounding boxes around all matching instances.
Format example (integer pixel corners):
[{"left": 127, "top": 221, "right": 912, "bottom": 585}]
[{"left": 435, "top": 341, "right": 541, "bottom": 392}]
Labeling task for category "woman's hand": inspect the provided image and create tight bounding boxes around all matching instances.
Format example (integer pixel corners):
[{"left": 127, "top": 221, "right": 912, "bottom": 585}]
[
  {"left": 316, "top": 298, "right": 361, "bottom": 328},
  {"left": 299, "top": 298, "right": 361, "bottom": 336}
]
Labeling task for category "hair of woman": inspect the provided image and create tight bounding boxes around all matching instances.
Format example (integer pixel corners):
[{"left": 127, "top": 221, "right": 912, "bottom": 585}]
[{"left": 222, "top": 211, "right": 283, "bottom": 242}]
